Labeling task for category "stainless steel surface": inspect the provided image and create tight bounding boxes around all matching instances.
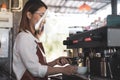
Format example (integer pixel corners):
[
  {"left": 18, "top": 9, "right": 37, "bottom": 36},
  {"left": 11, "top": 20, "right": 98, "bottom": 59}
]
[
  {"left": 86, "top": 57, "right": 90, "bottom": 73},
  {"left": 100, "top": 58, "right": 107, "bottom": 77},
  {"left": 0, "top": 29, "right": 10, "bottom": 58},
  {"left": 108, "top": 28, "right": 120, "bottom": 47}
]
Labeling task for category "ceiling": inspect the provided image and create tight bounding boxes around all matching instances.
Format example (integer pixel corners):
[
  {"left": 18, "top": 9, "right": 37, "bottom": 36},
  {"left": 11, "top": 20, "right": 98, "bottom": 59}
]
[{"left": 42, "top": 0, "right": 111, "bottom": 14}]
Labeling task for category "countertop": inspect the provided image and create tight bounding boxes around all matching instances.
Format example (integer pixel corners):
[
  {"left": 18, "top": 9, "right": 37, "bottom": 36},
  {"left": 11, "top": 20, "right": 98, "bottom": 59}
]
[
  {"left": 73, "top": 74, "right": 115, "bottom": 80},
  {"left": 49, "top": 74, "right": 116, "bottom": 80}
]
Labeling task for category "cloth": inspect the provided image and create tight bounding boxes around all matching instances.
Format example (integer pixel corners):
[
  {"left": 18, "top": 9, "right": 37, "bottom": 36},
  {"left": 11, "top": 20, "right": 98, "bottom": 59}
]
[{"left": 13, "top": 31, "right": 48, "bottom": 80}]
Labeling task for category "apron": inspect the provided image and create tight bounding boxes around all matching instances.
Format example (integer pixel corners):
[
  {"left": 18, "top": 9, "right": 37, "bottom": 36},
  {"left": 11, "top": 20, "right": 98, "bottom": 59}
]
[{"left": 21, "top": 42, "right": 48, "bottom": 80}]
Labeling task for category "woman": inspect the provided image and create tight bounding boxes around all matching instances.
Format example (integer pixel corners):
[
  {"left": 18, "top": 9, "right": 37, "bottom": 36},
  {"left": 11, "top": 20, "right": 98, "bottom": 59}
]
[{"left": 13, "top": 0, "right": 77, "bottom": 80}]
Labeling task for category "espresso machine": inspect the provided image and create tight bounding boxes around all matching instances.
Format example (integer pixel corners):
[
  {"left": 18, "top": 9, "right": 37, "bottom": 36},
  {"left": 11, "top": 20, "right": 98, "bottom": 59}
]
[{"left": 63, "top": 15, "right": 120, "bottom": 80}]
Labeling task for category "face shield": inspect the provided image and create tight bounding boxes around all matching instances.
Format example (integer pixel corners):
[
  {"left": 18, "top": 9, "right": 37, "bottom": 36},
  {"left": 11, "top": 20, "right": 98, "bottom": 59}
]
[{"left": 35, "top": 9, "right": 48, "bottom": 33}]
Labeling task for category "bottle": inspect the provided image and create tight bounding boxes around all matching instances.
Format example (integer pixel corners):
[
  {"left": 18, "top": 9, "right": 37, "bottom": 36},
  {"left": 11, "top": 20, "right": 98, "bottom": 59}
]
[
  {"left": 86, "top": 57, "right": 90, "bottom": 73},
  {"left": 100, "top": 57, "right": 107, "bottom": 77}
]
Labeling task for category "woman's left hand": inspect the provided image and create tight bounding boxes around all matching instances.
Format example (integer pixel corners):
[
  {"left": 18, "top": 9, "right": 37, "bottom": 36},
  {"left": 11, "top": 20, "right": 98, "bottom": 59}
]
[{"left": 56, "top": 57, "right": 71, "bottom": 66}]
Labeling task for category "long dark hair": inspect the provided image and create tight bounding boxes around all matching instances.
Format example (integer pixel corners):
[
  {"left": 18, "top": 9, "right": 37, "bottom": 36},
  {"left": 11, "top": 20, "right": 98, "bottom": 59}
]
[{"left": 19, "top": 0, "right": 47, "bottom": 33}]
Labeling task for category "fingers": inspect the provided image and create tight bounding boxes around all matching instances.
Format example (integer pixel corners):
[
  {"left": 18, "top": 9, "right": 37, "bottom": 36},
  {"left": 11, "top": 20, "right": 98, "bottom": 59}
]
[
  {"left": 69, "top": 65, "right": 77, "bottom": 74},
  {"left": 63, "top": 65, "right": 77, "bottom": 75},
  {"left": 57, "top": 57, "right": 70, "bottom": 66}
]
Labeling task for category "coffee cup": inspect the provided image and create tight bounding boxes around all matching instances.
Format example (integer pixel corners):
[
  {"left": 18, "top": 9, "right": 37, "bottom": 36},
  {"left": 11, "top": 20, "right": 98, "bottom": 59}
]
[{"left": 77, "top": 66, "right": 87, "bottom": 75}]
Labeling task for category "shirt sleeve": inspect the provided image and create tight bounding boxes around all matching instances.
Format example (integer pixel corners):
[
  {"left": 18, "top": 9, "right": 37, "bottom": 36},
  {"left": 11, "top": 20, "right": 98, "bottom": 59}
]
[{"left": 16, "top": 33, "right": 48, "bottom": 77}]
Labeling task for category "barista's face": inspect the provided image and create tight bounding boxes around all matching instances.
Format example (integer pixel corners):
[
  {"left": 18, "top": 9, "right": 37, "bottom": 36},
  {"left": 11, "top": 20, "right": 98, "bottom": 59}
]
[{"left": 27, "top": 7, "right": 46, "bottom": 34}]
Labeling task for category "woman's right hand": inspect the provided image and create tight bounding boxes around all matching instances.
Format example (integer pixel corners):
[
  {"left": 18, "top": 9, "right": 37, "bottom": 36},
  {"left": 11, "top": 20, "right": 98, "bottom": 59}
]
[{"left": 62, "top": 65, "right": 77, "bottom": 75}]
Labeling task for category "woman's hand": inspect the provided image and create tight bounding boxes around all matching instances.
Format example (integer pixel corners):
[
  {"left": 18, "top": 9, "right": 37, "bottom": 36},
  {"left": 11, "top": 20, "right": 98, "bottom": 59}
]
[
  {"left": 62, "top": 65, "right": 77, "bottom": 75},
  {"left": 47, "top": 65, "right": 77, "bottom": 76},
  {"left": 47, "top": 56, "right": 72, "bottom": 67},
  {"left": 55, "top": 57, "right": 71, "bottom": 66}
]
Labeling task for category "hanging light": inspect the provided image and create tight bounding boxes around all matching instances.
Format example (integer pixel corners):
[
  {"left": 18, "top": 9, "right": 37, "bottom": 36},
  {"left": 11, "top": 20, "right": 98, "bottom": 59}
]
[{"left": 79, "top": 2, "right": 91, "bottom": 11}]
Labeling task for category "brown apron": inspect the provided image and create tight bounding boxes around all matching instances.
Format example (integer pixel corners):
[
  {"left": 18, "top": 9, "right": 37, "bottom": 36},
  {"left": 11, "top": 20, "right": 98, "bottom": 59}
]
[{"left": 21, "top": 42, "right": 48, "bottom": 80}]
